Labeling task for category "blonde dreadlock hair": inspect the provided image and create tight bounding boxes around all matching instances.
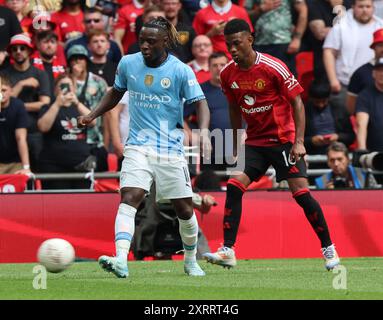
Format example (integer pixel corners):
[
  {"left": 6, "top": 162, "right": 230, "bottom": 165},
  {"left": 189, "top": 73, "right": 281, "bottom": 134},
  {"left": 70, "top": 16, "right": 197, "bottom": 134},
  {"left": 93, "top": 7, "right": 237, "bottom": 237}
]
[{"left": 143, "top": 17, "right": 180, "bottom": 49}]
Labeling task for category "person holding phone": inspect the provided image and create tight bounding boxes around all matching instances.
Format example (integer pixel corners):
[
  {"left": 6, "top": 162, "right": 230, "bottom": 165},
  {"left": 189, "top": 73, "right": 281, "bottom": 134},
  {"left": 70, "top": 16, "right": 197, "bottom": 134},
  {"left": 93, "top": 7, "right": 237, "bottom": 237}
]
[
  {"left": 304, "top": 80, "right": 355, "bottom": 155},
  {"left": 37, "top": 73, "right": 96, "bottom": 189}
]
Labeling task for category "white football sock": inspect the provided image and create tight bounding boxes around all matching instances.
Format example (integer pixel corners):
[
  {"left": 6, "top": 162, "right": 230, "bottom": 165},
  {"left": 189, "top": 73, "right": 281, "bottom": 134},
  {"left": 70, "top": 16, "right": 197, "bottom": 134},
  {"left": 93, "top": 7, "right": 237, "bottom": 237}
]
[
  {"left": 115, "top": 203, "right": 136, "bottom": 262},
  {"left": 178, "top": 213, "right": 199, "bottom": 262}
]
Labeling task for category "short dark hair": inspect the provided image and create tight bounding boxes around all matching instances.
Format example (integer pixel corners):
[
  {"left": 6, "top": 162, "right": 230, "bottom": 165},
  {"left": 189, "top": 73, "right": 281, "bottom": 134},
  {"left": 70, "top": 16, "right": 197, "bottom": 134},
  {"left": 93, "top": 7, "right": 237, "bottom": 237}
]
[
  {"left": 36, "top": 30, "right": 58, "bottom": 42},
  {"left": 327, "top": 142, "right": 349, "bottom": 158},
  {"left": 224, "top": 19, "right": 251, "bottom": 36},
  {"left": 84, "top": 6, "right": 103, "bottom": 16},
  {"left": 87, "top": 29, "right": 110, "bottom": 42},
  {"left": 208, "top": 51, "right": 228, "bottom": 64},
  {"left": 309, "top": 80, "right": 331, "bottom": 99},
  {"left": 0, "top": 73, "right": 11, "bottom": 87}
]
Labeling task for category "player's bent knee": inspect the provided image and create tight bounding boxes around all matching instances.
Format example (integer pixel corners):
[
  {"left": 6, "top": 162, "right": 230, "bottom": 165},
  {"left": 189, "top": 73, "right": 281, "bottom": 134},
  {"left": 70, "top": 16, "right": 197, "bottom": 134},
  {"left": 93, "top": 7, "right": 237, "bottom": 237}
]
[{"left": 120, "top": 187, "right": 146, "bottom": 209}]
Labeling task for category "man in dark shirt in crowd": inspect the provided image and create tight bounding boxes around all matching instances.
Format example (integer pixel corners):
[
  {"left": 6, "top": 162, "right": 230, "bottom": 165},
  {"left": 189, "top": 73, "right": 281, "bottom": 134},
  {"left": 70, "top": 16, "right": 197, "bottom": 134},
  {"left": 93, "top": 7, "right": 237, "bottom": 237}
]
[
  {"left": 305, "top": 80, "right": 355, "bottom": 155},
  {"left": 356, "top": 57, "right": 383, "bottom": 152},
  {"left": 3, "top": 34, "right": 50, "bottom": 171},
  {"left": 161, "top": 0, "right": 196, "bottom": 62},
  {"left": 347, "top": 28, "right": 383, "bottom": 114},
  {"left": 0, "top": 74, "right": 31, "bottom": 175},
  {"left": 65, "top": 7, "right": 122, "bottom": 64},
  {"left": 0, "top": 4, "right": 22, "bottom": 70},
  {"left": 33, "top": 30, "right": 66, "bottom": 100},
  {"left": 88, "top": 30, "right": 117, "bottom": 87},
  {"left": 200, "top": 51, "right": 233, "bottom": 171}
]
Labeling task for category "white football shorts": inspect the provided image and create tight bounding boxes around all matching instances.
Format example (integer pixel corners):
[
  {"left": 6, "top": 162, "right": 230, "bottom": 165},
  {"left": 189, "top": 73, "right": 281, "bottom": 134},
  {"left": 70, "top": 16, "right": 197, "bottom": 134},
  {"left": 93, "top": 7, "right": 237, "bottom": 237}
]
[{"left": 120, "top": 146, "right": 193, "bottom": 201}]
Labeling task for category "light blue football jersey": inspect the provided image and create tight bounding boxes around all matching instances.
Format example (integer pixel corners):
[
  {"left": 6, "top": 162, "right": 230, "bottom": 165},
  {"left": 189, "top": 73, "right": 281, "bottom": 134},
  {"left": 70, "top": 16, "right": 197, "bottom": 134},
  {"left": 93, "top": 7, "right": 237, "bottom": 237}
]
[{"left": 114, "top": 53, "right": 205, "bottom": 156}]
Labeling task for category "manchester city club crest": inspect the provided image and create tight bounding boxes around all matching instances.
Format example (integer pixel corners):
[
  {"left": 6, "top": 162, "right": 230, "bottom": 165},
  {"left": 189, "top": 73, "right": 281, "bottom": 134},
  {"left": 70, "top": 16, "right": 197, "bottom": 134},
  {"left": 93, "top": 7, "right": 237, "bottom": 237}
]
[
  {"left": 160, "top": 78, "right": 171, "bottom": 89},
  {"left": 144, "top": 74, "right": 154, "bottom": 86}
]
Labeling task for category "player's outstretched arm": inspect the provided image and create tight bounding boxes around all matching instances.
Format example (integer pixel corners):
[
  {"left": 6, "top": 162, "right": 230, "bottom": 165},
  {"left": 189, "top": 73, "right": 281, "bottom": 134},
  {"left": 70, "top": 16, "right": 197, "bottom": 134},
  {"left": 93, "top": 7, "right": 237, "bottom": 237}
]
[
  {"left": 290, "top": 94, "right": 306, "bottom": 161},
  {"left": 228, "top": 102, "right": 243, "bottom": 157},
  {"left": 77, "top": 88, "right": 125, "bottom": 127}
]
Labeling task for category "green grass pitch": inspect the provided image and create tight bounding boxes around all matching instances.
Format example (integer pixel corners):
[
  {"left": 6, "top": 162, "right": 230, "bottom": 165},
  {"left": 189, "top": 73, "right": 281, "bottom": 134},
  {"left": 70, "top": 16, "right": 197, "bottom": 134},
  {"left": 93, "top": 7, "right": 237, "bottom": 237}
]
[{"left": 0, "top": 258, "right": 382, "bottom": 300}]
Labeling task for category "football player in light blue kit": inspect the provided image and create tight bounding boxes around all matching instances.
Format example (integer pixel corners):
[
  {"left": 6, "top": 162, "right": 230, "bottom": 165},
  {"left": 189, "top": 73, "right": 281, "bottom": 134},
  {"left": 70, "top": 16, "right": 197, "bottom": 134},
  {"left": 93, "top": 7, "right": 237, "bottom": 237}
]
[{"left": 78, "top": 17, "right": 211, "bottom": 278}]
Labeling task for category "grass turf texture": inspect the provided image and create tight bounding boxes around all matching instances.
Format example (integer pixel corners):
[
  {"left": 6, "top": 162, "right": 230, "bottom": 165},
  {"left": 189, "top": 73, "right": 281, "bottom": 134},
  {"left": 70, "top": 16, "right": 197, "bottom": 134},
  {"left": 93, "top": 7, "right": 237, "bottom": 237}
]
[{"left": 0, "top": 258, "right": 382, "bottom": 300}]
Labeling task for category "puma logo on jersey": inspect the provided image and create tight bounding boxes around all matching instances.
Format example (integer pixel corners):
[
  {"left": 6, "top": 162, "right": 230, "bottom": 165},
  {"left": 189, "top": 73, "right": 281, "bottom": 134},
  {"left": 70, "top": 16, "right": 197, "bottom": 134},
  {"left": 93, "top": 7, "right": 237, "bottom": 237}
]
[
  {"left": 284, "top": 76, "right": 299, "bottom": 90},
  {"left": 230, "top": 81, "right": 239, "bottom": 89}
]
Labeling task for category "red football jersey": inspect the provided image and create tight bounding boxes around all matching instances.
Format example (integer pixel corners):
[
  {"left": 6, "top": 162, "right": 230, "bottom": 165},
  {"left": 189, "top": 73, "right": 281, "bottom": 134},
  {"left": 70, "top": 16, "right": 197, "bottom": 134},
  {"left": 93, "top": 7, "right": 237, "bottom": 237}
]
[
  {"left": 114, "top": 3, "right": 143, "bottom": 53},
  {"left": 193, "top": 5, "right": 253, "bottom": 58},
  {"left": 220, "top": 52, "right": 304, "bottom": 147},
  {"left": 51, "top": 10, "right": 85, "bottom": 42}
]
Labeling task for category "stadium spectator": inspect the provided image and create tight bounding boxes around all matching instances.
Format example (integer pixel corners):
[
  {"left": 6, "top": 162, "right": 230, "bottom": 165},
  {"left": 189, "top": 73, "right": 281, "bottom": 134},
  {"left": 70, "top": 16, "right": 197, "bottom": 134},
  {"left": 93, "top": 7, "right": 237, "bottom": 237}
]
[
  {"left": 187, "top": 35, "right": 213, "bottom": 84},
  {"left": 37, "top": 73, "right": 95, "bottom": 189},
  {"left": 33, "top": 30, "right": 66, "bottom": 101},
  {"left": 304, "top": 80, "right": 355, "bottom": 155},
  {"left": 200, "top": 51, "right": 234, "bottom": 171},
  {"left": 161, "top": 0, "right": 196, "bottom": 62},
  {"left": 77, "top": 17, "right": 211, "bottom": 278},
  {"left": 306, "top": 0, "right": 352, "bottom": 82},
  {"left": 315, "top": 141, "right": 378, "bottom": 188},
  {"left": 88, "top": 30, "right": 118, "bottom": 87},
  {"left": 346, "top": 28, "right": 383, "bottom": 114},
  {"left": 323, "top": 0, "right": 383, "bottom": 111},
  {"left": 27, "top": 13, "right": 67, "bottom": 67},
  {"left": 65, "top": 7, "right": 122, "bottom": 64},
  {"left": 0, "top": 74, "right": 31, "bottom": 175},
  {"left": 5, "top": 0, "right": 31, "bottom": 33},
  {"left": 356, "top": 57, "right": 383, "bottom": 152},
  {"left": 192, "top": 0, "right": 253, "bottom": 57},
  {"left": 67, "top": 44, "right": 109, "bottom": 172},
  {"left": 0, "top": 4, "right": 22, "bottom": 69},
  {"left": 127, "top": 4, "right": 166, "bottom": 54},
  {"left": 203, "top": 19, "right": 340, "bottom": 271},
  {"left": 114, "top": 0, "right": 145, "bottom": 54},
  {"left": 51, "top": 0, "right": 86, "bottom": 43},
  {"left": 3, "top": 34, "right": 50, "bottom": 171},
  {"left": 249, "top": 0, "right": 308, "bottom": 76}
]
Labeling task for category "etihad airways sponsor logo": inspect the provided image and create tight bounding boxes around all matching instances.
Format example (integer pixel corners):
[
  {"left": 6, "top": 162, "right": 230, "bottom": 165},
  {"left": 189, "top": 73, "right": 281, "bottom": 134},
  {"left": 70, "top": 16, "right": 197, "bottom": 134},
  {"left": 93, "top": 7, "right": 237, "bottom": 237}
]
[
  {"left": 240, "top": 104, "right": 273, "bottom": 114},
  {"left": 129, "top": 90, "right": 171, "bottom": 103}
]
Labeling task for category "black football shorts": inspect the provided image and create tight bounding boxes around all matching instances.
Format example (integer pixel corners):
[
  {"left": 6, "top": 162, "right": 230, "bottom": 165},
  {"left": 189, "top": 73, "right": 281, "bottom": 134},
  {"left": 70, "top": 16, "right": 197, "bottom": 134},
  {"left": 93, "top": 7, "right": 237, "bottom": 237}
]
[{"left": 243, "top": 143, "right": 308, "bottom": 183}]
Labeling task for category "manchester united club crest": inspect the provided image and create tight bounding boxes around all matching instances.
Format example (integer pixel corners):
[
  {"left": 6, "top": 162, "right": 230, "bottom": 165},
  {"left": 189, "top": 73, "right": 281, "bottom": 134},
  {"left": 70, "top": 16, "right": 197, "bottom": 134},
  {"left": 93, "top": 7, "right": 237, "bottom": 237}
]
[
  {"left": 144, "top": 74, "right": 154, "bottom": 86},
  {"left": 177, "top": 31, "right": 190, "bottom": 45},
  {"left": 255, "top": 79, "right": 266, "bottom": 90}
]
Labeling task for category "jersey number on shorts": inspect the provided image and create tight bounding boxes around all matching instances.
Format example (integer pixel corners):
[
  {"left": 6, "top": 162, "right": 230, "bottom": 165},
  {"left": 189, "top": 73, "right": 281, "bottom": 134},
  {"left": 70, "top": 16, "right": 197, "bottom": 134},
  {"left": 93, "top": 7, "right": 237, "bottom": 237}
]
[{"left": 282, "top": 150, "right": 296, "bottom": 167}]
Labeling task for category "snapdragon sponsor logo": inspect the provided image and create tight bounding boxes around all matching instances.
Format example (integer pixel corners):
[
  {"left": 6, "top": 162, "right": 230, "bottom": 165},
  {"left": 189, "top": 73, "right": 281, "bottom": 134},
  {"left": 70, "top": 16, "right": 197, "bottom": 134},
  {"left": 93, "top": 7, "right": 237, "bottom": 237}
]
[
  {"left": 131, "top": 120, "right": 246, "bottom": 173},
  {"left": 240, "top": 104, "right": 272, "bottom": 114}
]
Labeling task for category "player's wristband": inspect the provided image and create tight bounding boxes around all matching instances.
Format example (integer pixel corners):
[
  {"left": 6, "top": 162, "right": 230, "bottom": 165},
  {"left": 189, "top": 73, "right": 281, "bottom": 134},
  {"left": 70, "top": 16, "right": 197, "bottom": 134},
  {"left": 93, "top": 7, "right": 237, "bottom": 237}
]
[{"left": 23, "top": 164, "right": 30, "bottom": 170}]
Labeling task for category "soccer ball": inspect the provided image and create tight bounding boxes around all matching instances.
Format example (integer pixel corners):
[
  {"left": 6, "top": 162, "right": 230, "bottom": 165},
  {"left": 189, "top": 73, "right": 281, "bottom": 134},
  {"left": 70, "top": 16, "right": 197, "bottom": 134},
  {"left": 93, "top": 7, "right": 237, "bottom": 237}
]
[{"left": 37, "top": 238, "right": 75, "bottom": 273}]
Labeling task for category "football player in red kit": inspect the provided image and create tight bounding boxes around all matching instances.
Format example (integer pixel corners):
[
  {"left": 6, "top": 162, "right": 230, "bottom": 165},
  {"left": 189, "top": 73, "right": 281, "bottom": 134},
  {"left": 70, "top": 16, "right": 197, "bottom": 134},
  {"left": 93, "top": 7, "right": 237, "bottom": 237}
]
[{"left": 203, "top": 19, "right": 340, "bottom": 271}]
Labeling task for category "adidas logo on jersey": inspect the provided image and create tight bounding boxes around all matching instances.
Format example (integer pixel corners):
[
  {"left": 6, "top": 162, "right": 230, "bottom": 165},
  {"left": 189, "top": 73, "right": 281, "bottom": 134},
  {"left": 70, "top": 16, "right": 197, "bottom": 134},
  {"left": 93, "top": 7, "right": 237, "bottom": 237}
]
[{"left": 231, "top": 82, "right": 239, "bottom": 89}]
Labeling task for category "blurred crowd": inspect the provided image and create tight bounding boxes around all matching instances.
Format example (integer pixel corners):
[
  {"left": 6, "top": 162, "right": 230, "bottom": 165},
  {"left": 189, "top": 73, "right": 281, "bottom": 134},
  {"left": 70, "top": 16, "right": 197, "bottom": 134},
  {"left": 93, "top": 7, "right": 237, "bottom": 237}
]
[{"left": 1, "top": 0, "right": 383, "bottom": 190}]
